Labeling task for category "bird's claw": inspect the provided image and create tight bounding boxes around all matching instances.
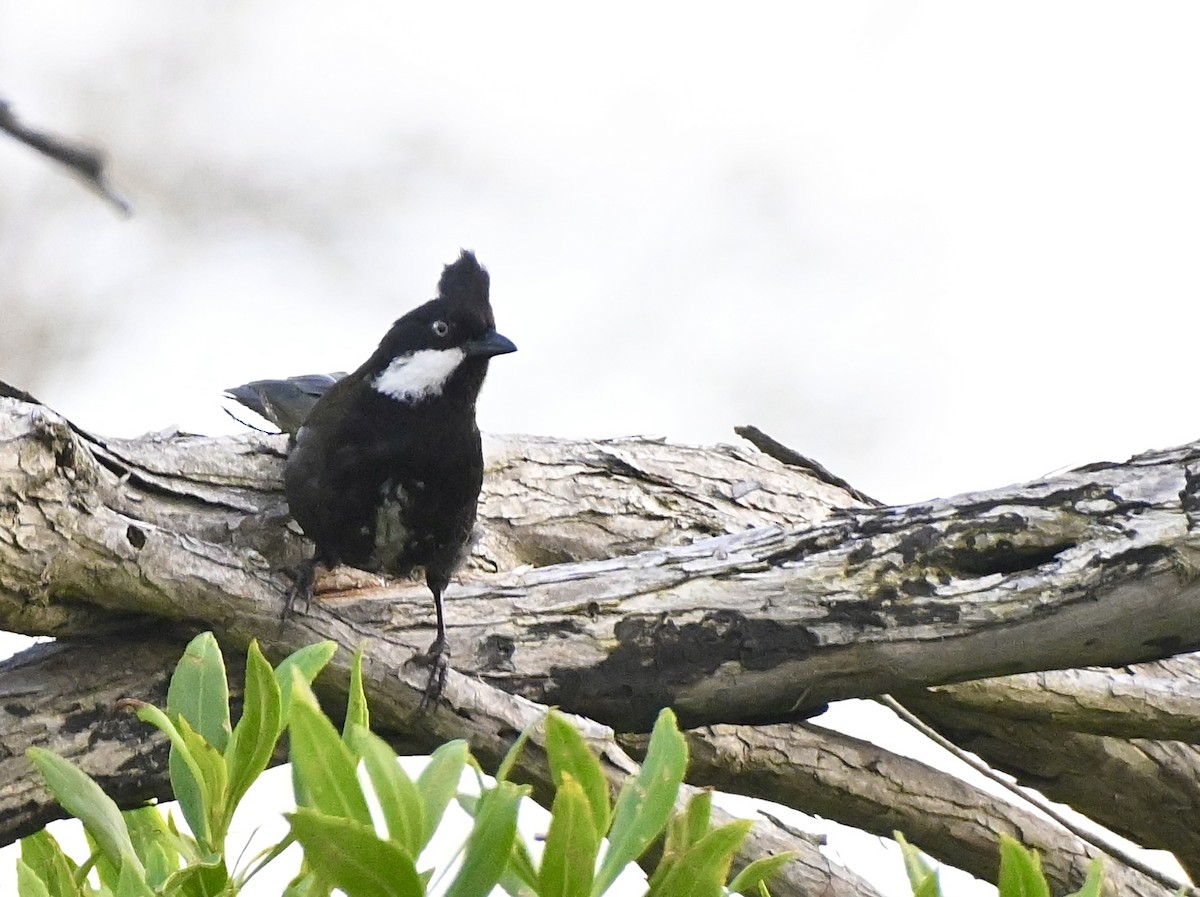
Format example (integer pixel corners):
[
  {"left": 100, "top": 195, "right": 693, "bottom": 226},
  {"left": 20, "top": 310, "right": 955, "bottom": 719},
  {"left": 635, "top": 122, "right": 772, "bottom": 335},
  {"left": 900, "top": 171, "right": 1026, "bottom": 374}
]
[
  {"left": 415, "top": 638, "right": 451, "bottom": 716},
  {"left": 278, "top": 560, "right": 316, "bottom": 623}
]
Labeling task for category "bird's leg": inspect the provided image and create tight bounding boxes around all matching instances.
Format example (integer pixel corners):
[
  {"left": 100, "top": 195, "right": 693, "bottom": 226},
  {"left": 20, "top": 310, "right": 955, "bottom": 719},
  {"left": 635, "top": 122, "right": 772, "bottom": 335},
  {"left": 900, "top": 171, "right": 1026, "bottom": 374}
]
[
  {"left": 279, "top": 555, "right": 318, "bottom": 623},
  {"left": 416, "top": 585, "right": 451, "bottom": 715}
]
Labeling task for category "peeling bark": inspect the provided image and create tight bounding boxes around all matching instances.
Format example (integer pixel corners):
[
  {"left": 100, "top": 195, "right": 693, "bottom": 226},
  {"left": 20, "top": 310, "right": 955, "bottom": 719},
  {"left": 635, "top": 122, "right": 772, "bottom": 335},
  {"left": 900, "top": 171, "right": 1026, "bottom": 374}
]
[{"left": 3, "top": 393, "right": 1199, "bottom": 895}]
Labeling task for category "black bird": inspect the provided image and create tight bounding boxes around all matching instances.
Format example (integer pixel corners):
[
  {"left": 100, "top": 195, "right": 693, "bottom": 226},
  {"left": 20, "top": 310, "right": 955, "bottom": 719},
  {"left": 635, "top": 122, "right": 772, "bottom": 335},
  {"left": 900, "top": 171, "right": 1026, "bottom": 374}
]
[{"left": 228, "top": 251, "right": 516, "bottom": 707}]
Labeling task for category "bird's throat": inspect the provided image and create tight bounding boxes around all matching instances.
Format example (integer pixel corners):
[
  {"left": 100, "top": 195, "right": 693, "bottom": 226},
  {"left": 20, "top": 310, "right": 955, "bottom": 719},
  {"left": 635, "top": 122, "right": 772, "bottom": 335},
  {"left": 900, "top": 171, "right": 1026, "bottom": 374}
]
[{"left": 372, "top": 347, "right": 466, "bottom": 403}]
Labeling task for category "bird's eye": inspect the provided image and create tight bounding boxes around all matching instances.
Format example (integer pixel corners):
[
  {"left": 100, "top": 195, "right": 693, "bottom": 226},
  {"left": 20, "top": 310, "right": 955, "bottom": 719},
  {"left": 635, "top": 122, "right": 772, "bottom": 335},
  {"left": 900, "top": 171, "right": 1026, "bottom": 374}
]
[{"left": 431, "top": 320, "right": 450, "bottom": 338}]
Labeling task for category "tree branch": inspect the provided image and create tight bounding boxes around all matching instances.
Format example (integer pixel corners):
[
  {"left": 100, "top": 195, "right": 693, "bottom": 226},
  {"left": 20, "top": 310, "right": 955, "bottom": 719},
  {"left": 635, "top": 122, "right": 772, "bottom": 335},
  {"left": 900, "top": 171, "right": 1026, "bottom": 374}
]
[
  {"left": 923, "top": 654, "right": 1200, "bottom": 742},
  {"left": 0, "top": 99, "right": 131, "bottom": 215},
  {"left": 4, "top": 392, "right": 1200, "bottom": 894},
  {"left": 899, "top": 690, "right": 1200, "bottom": 882},
  {"left": 4, "top": 398, "right": 1200, "bottom": 731}
]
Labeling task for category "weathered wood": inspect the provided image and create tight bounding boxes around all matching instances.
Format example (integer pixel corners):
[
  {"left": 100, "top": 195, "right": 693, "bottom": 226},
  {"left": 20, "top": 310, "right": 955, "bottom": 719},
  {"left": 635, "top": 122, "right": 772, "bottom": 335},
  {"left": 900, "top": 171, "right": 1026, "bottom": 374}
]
[
  {"left": 4, "top": 393, "right": 1200, "bottom": 895},
  {"left": 4, "top": 399, "right": 1200, "bottom": 732},
  {"left": 924, "top": 654, "right": 1200, "bottom": 743}
]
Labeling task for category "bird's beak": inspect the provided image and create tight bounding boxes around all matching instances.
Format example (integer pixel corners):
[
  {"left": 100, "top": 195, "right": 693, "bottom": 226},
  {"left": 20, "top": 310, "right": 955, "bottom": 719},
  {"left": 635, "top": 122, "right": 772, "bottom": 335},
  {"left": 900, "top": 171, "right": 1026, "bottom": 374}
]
[{"left": 465, "top": 330, "right": 517, "bottom": 359}]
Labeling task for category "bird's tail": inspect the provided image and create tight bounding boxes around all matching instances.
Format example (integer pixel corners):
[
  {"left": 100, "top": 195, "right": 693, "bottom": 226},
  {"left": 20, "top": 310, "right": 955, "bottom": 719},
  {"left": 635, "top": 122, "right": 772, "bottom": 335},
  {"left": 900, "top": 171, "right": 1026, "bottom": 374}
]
[{"left": 223, "top": 372, "right": 346, "bottom": 435}]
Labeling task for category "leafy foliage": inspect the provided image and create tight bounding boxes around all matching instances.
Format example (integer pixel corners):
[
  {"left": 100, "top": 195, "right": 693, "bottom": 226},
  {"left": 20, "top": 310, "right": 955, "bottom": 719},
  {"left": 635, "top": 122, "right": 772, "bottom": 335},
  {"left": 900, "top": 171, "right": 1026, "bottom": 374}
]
[
  {"left": 18, "top": 632, "right": 790, "bottom": 897},
  {"left": 896, "top": 831, "right": 1105, "bottom": 897},
  {"left": 20, "top": 630, "right": 1119, "bottom": 897}
]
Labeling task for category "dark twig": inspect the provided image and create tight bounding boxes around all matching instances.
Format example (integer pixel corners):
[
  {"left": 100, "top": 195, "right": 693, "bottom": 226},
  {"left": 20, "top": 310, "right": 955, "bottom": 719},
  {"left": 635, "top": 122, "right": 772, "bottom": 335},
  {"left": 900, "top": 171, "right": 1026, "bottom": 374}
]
[
  {"left": 0, "top": 98, "right": 131, "bottom": 215},
  {"left": 0, "top": 380, "right": 43, "bottom": 405},
  {"left": 878, "top": 695, "right": 1199, "bottom": 896},
  {"left": 734, "top": 424, "right": 882, "bottom": 507}
]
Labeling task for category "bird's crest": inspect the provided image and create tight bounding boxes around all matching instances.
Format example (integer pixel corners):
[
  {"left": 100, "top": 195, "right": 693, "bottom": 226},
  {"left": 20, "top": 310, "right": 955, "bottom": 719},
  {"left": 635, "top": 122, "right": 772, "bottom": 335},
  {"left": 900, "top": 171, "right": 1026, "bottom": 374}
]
[{"left": 437, "top": 250, "right": 492, "bottom": 319}]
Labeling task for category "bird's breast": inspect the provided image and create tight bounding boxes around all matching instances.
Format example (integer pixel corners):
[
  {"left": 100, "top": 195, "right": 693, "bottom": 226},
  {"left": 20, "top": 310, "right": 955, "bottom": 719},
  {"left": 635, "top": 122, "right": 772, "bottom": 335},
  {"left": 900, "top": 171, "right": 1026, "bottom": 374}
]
[{"left": 372, "top": 478, "right": 415, "bottom": 571}]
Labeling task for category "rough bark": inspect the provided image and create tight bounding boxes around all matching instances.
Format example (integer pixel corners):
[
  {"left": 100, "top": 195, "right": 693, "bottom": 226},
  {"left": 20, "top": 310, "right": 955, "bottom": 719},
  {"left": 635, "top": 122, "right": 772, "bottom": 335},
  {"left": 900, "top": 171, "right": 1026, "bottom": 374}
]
[
  {"left": 3, "top": 392, "right": 1200, "bottom": 895},
  {"left": 0, "top": 635, "right": 189, "bottom": 843},
  {"left": 925, "top": 654, "right": 1200, "bottom": 743}
]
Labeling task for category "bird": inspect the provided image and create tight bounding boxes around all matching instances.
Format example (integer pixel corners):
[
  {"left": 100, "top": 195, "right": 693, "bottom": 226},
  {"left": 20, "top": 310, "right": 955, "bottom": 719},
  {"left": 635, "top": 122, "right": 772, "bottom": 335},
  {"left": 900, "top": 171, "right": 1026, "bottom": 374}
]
[{"left": 226, "top": 250, "right": 516, "bottom": 709}]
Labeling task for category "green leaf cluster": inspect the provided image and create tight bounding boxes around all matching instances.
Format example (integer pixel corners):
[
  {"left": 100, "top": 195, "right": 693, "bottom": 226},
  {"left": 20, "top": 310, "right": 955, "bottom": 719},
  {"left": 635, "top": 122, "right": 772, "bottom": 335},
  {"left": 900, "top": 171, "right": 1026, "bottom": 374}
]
[
  {"left": 18, "top": 633, "right": 792, "bottom": 897},
  {"left": 896, "top": 832, "right": 1105, "bottom": 897},
  {"left": 21, "top": 633, "right": 336, "bottom": 897}
]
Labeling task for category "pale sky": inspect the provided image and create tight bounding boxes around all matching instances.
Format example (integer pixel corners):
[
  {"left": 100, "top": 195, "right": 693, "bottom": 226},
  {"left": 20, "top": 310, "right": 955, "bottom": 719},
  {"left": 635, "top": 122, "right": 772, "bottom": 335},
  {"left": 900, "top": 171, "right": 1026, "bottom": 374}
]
[{"left": 2, "top": 3, "right": 1198, "bottom": 894}]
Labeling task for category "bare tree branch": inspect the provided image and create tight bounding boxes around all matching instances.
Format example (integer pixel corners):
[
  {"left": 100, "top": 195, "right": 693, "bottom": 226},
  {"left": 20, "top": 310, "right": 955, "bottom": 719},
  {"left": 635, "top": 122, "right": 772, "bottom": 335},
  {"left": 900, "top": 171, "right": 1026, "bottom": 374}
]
[
  {"left": 4, "top": 399, "right": 1200, "bottom": 730},
  {"left": 4, "top": 391, "right": 1200, "bottom": 894},
  {"left": 0, "top": 98, "right": 131, "bottom": 215},
  {"left": 924, "top": 655, "right": 1200, "bottom": 743}
]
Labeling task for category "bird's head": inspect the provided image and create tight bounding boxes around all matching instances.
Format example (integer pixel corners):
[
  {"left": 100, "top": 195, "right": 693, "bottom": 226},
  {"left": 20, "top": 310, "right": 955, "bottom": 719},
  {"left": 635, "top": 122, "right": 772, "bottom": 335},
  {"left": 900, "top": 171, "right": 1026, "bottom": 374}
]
[{"left": 366, "top": 250, "right": 517, "bottom": 405}]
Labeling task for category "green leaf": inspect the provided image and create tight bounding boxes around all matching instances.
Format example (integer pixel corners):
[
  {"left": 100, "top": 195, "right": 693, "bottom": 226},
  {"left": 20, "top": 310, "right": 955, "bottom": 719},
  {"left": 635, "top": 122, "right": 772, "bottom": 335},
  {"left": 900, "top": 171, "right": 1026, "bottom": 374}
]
[
  {"left": 726, "top": 852, "right": 796, "bottom": 896},
  {"left": 997, "top": 836, "right": 1050, "bottom": 897},
  {"left": 539, "top": 774, "right": 600, "bottom": 897},
  {"left": 224, "top": 639, "right": 283, "bottom": 828},
  {"left": 504, "top": 838, "right": 540, "bottom": 895},
  {"left": 281, "top": 871, "right": 321, "bottom": 897},
  {"left": 545, "top": 713, "right": 611, "bottom": 838},
  {"left": 16, "top": 860, "right": 52, "bottom": 897},
  {"left": 495, "top": 712, "right": 541, "bottom": 784},
  {"left": 288, "top": 808, "right": 422, "bottom": 897},
  {"left": 162, "top": 627, "right": 233, "bottom": 855},
  {"left": 131, "top": 702, "right": 213, "bottom": 848},
  {"left": 274, "top": 641, "right": 338, "bottom": 721},
  {"left": 681, "top": 791, "right": 711, "bottom": 850},
  {"left": 445, "top": 780, "right": 528, "bottom": 897},
  {"left": 346, "top": 725, "right": 425, "bottom": 857},
  {"left": 592, "top": 708, "right": 687, "bottom": 897},
  {"left": 415, "top": 740, "right": 470, "bottom": 848},
  {"left": 19, "top": 830, "right": 80, "bottom": 897},
  {"left": 650, "top": 819, "right": 752, "bottom": 897},
  {"left": 123, "top": 806, "right": 182, "bottom": 887},
  {"left": 26, "top": 747, "right": 144, "bottom": 878},
  {"left": 167, "top": 632, "right": 231, "bottom": 753},
  {"left": 1065, "top": 858, "right": 1105, "bottom": 897},
  {"left": 175, "top": 714, "right": 230, "bottom": 850},
  {"left": 894, "top": 832, "right": 941, "bottom": 896},
  {"left": 238, "top": 832, "right": 298, "bottom": 889},
  {"left": 344, "top": 644, "right": 370, "bottom": 739},
  {"left": 115, "top": 860, "right": 154, "bottom": 897},
  {"left": 497, "top": 865, "right": 539, "bottom": 897},
  {"left": 162, "top": 860, "right": 231, "bottom": 897},
  {"left": 649, "top": 792, "right": 714, "bottom": 894},
  {"left": 85, "top": 827, "right": 121, "bottom": 893},
  {"left": 288, "top": 675, "right": 373, "bottom": 827}
]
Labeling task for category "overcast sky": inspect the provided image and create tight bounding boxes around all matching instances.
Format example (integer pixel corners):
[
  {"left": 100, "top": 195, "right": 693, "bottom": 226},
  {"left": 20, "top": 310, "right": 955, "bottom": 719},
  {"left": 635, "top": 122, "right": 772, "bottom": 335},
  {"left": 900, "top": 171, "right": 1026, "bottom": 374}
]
[{"left": 3, "top": 3, "right": 1199, "bottom": 894}]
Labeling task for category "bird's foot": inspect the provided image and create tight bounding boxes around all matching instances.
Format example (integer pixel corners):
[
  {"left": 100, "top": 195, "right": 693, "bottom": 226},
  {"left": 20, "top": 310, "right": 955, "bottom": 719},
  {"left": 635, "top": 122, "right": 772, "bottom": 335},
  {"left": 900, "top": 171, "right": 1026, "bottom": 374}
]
[
  {"left": 415, "top": 637, "right": 451, "bottom": 716},
  {"left": 277, "top": 559, "right": 317, "bottom": 623}
]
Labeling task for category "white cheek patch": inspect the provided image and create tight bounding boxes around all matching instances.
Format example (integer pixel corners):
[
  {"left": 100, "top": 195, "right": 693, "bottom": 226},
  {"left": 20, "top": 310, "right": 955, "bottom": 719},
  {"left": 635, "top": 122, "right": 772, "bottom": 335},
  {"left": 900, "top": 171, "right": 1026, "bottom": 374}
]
[{"left": 372, "top": 347, "right": 466, "bottom": 403}]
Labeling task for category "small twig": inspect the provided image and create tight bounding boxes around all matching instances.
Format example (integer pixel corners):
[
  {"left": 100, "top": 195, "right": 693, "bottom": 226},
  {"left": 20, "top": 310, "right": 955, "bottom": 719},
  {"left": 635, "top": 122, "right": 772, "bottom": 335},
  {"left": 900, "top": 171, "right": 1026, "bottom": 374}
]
[
  {"left": 877, "top": 694, "right": 1199, "bottom": 896},
  {"left": 0, "top": 380, "right": 43, "bottom": 405},
  {"left": 734, "top": 424, "right": 883, "bottom": 507},
  {"left": 0, "top": 98, "right": 131, "bottom": 215}
]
